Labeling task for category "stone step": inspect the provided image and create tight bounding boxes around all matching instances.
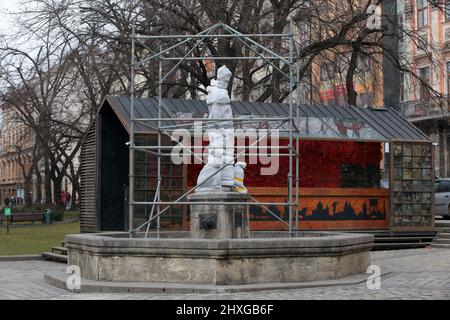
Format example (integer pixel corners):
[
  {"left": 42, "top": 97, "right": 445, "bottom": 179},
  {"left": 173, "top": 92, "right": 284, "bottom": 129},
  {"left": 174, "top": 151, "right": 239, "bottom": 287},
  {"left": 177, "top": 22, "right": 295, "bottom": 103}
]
[
  {"left": 436, "top": 232, "right": 450, "bottom": 239},
  {"left": 436, "top": 229, "right": 450, "bottom": 234},
  {"left": 433, "top": 238, "right": 450, "bottom": 244},
  {"left": 41, "top": 252, "right": 67, "bottom": 263},
  {"left": 373, "top": 242, "right": 430, "bottom": 249},
  {"left": 375, "top": 236, "right": 434, "bottom": 242},
  {"left": 431, "top": 243, "right": 450, "bottom": 249},
  {"left": 436, "top": 225, "right": 450, "bottom": 230},
  {"left": 51, "top": 246, "right": 67, "bottom": 255},
  {"left": 435, "top": 221, "right": 450, "bottom": 228}
]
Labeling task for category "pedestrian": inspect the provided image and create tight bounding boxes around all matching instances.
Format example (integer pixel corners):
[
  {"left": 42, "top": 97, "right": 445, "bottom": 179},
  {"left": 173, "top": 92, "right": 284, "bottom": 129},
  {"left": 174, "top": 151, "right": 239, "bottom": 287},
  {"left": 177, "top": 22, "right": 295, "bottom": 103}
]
[
  {"left": 66, "top": 192, "right": 71, "bottom": 210},
  {"left": 4, "top": 196, "right": 10, "bottom": 207},
  {"left": 61, "top": 190, "right": 66, "bottom": 206},
  {"left": 11, "top": 195, "right": 16, "bottom": 206}
]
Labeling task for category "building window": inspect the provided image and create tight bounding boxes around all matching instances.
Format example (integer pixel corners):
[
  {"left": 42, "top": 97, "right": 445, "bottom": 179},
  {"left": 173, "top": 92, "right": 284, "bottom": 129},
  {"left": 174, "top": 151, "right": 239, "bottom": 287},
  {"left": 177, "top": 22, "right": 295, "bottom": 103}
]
[
  {"left": 340, "top": 164, "right": 381, "bottom": 188},
  {"left": 418, "top": 32, "right": 428, "bottom": 50},
  {"left": 447, "top": 62, "right": 450, "bottom": 97},
  {"left": 400, "top": 73, "right": 405, "bottom": 102},
  {"left": 417, "top": 0, "right": 428, "bottom": 29},
  {"left": 399, "top": 14, "right": 404, "bottom": 41},
  {"left": 419, "top": 66, "right": 430, "bottom": 101},
  {"left": 446, "top": 0, "right": 450, "bottom": 21},
  {"left": 320, "top": 63, "right": 332, "bottom": 81}
]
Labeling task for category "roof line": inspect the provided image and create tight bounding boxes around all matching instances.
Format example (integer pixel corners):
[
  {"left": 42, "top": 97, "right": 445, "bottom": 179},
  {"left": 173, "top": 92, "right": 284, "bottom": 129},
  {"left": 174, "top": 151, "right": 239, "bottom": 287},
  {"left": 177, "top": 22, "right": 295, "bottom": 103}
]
[{"left": 102, "top": 96, "right": 431, "bottom": 142}]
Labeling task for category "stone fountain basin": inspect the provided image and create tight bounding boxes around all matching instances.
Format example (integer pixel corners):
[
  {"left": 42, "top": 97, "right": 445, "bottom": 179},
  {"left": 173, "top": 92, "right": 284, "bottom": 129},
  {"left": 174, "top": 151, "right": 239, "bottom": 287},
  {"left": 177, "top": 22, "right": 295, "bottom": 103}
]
[{"left": 65, "top": 231, "right": 373, "bottom": 285}]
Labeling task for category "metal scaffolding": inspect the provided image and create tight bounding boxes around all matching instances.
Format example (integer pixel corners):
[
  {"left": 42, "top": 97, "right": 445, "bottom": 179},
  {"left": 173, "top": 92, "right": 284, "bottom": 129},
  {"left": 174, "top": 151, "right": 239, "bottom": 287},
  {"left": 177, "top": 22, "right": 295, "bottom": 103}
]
[{"left": 128, "top": 23, "right": 301, "bottom": 237}]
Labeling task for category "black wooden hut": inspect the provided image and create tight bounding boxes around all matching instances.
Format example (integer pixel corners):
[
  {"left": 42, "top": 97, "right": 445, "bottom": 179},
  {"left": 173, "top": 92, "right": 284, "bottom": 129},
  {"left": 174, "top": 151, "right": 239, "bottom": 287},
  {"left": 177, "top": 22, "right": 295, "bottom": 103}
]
[{"left": 80, "top": 95, "right": 435, "bottom": 248}]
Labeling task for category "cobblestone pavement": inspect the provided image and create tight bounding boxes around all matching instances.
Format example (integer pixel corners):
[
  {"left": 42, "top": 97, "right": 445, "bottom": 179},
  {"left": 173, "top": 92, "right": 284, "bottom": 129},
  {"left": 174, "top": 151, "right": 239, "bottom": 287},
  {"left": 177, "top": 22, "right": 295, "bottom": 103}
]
[{"left": 0, "top": 247, "right": 449, "bottom": 300}]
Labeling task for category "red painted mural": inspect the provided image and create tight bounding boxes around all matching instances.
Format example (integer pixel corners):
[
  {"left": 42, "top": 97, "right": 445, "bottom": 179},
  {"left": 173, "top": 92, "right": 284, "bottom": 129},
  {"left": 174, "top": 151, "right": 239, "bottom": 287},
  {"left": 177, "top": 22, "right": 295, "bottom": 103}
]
[
  {"left": 182, "top": 139, "right": 387, "bottom": 230},
  {"left": 187, "top": 140, "right": 382, "bottom": 188},
  {"left": 247, "top": 187, "right": 389, "bottom": 231}
]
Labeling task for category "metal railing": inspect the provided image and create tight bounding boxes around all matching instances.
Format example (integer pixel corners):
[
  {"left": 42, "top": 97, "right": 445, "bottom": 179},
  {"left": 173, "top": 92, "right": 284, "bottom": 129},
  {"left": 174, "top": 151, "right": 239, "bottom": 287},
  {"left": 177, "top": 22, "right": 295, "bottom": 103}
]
[{"left": 399, "top": 96, "right": 450, "bottom": 121}]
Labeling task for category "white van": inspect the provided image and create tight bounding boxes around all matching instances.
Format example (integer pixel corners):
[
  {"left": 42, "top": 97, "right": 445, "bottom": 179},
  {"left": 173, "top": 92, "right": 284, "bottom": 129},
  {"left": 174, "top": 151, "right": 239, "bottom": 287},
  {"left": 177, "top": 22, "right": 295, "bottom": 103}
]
[{"left": 435, "top": 178, "right": 450, "bottom": 219}]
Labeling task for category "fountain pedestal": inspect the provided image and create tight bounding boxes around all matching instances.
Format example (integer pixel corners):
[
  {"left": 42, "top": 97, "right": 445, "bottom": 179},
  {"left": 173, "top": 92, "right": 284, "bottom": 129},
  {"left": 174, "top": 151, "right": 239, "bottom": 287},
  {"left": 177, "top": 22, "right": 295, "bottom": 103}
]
[
  {"left": 46, "top": 63, "right": 374, "bottom": 292},
  {"left": 58, "top": 191, "right": 373, "bottom": 288},
  {"left": 188, "top": 192, "right": 250, "bottom": 239}
]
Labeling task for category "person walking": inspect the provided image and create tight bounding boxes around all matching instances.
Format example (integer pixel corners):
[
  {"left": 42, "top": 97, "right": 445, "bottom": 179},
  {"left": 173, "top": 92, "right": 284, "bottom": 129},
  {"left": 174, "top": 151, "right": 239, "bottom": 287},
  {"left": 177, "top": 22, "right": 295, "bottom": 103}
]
[
  {"left": 61, "top": 190, "right": 66, "bottom": 206},
  {"left": 66, "top": 192, "right": 71, "bottom": 210}
]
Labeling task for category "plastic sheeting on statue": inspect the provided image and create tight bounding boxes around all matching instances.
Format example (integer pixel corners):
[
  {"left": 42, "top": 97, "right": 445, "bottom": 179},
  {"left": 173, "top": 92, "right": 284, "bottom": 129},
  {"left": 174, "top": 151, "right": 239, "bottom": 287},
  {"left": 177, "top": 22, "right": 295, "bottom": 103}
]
[{"left": 196, "top": 65, "right": 240, "bottom": 192}]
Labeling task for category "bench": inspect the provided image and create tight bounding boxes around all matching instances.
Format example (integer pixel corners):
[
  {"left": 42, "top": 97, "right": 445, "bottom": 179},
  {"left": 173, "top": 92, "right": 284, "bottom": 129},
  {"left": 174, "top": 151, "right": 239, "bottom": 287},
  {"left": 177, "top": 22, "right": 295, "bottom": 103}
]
[{"left": 1, "top": 213, "right": 44, "bottom": 225}]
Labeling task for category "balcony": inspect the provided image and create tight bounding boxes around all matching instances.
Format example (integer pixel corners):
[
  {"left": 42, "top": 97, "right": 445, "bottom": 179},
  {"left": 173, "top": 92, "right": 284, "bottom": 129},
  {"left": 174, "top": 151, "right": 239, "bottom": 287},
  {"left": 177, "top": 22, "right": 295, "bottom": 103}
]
[{"left": 399, "top": 96, "right": 450, "bottom": 122}]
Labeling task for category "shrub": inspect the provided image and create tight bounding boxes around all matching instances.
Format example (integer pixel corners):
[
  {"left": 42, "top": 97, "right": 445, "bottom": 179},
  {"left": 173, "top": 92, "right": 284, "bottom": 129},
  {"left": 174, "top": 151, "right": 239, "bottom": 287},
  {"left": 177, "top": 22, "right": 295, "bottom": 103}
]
[
  {"left": 52, "top": 210, "right": 64, "bottom": 222},
  {"left": 46, "top": 205, "right": 64, "bottom": 221}
]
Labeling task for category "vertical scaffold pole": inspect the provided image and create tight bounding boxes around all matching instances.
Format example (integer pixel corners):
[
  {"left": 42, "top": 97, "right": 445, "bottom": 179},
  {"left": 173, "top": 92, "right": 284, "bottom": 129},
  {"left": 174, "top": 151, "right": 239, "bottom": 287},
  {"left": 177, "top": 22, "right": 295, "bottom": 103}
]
[
  {"left": 157, "top": 48, "right": 162, "bottom": 238},
  {"left": 127, "top": 26, "right": 297, "bottom": 236},
  {"left": 288, "top": 19, "right": 294, "bottom": 237},
  {"left": 129, "top": 24, "right": 136, "bottom": 237},
  {"left": 295, "top": 66, "right": 300, "bottom": 232}
]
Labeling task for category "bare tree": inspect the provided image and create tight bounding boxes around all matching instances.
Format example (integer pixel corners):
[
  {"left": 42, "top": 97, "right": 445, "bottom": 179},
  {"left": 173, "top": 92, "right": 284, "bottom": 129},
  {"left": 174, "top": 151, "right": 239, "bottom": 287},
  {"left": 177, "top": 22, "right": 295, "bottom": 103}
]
[
  {"left": 0, "top": 20, "right": 80, "bottom": 204},
  {"left": 0, "top": 0, "right": 132, "bottom": 206},
  {"left": 16, "top": 0, "right": 443, "bottom": 107},
  {"left": 1, "top": 0, "right": 447, "bottom": 208}
]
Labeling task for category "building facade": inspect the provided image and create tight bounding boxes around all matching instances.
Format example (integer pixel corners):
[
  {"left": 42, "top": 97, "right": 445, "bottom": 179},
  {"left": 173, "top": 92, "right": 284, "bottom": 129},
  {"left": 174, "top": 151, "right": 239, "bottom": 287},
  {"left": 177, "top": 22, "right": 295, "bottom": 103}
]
[
  {"left": 398, "top": 0, "right": 450, "bottom": 177},
  {"left": 303, "top": 1, "right": 385, "bottom": 108},
  {"left": 0, "top": 102, "right": 79, "bottom": 206},
  {"left": 310, "top": 51, "right": 385, "bottom": 107},
  {"left": 304, "top": 1, "right": 450, "bottom": 177},
  {"left": 0, "top": 104, "right": 34, "bottom": 205}
]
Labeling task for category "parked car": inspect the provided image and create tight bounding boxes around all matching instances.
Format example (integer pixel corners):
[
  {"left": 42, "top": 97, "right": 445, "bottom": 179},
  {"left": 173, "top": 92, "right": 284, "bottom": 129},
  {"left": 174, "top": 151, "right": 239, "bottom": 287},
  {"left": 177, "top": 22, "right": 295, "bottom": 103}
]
[{"left": 435, "top": 178, "right": 450, "bottom": 219}]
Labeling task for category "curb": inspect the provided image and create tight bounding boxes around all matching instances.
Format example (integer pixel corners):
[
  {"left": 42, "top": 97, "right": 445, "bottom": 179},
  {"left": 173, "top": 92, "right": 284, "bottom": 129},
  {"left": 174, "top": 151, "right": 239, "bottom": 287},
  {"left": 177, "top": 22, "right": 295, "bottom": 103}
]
[
  {"left": 0, "top": 254, "right": 42, "bottom": 261},
  {"left": 44, "top": 270, "right": 392, "bottom": 294}
]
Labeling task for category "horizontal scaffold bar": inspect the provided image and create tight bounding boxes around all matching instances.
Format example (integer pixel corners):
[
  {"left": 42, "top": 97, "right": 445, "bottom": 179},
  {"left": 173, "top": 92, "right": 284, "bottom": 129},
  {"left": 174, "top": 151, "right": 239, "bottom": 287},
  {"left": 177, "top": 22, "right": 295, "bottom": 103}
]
[
  {"left": 133, "top": 146, "right": 291, "bottom": 149},
  {"left": 133, "top": 117, "right": 292, "bottom": 121},
  {"left": 132, "top": 201, "right": 290, "bottom": 206},
  {"left": 159, "top": 56, "right": 296, "bottom": 61},
  {"left": 131, "top": 153, "right": 292, "bottom": 157},
  {"left": 134, "top": 33, "right": 293, "bottom": 39}
]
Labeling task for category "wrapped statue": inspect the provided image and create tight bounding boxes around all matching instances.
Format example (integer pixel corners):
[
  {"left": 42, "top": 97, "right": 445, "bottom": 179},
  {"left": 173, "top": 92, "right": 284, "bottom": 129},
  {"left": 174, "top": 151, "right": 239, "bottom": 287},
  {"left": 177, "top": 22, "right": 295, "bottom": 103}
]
[{"left": 196, "top": 65, "right": 246, "bottom": 193}]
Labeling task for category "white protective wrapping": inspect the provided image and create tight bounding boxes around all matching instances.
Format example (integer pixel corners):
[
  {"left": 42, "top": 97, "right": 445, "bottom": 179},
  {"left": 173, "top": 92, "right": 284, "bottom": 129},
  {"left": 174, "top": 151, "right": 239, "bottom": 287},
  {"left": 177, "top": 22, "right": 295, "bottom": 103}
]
[
  {"left": 233, "top": 162, "right": 247, "bottom": 193},
  {"left": 196, "top": 164, "right": 221, "bottom": 190},
  {"left": 196, "top": 66, "right": 238, "bottom": 191}
]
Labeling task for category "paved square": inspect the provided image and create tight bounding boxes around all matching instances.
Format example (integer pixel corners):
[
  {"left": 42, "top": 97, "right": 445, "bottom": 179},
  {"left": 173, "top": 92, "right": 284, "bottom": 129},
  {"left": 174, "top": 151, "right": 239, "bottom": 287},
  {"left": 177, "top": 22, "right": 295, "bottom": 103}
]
[{"left": 0, "top": 247, "right": 449, "bottom": 300}]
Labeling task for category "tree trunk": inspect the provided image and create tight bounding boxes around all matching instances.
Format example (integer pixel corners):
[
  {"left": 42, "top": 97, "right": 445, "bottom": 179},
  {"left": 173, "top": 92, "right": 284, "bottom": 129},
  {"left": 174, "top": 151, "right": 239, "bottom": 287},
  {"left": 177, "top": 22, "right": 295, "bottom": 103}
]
[
  {"left": 35, "top": 170, "right": 42, "bottom": 204},
  {"left": 52, "top": 176, "right": 63, "bottom": 207},
  {"left": 67, "top": 160, "right": 80, "bottom": 209},
  {"left": 346, "top": 48, "right": 360, "bottom": 106},
  {"left": 23, "top": 175, "right": 33, "bottom": 206},
  {"left": 70, "top": 177, "right": 80, "bottom": 208},
  {"left": 44, "top": 157, "right": 53, "bottom": 205},
  {"left": 270, "top": 8, "right": 287, "bottom": 103}
]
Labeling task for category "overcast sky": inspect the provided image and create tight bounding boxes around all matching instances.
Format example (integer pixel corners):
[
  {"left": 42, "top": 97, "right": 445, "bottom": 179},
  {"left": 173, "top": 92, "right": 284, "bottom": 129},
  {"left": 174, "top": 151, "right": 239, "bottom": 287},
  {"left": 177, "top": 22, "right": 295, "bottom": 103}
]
[{"left": 0, "top": 0, "right": 20, "bottom": 34}]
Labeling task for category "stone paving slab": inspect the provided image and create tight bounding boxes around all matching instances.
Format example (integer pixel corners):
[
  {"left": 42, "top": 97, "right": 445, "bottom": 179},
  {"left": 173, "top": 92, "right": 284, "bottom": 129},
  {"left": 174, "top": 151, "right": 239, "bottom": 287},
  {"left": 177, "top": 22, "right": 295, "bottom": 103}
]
[
  {"left": 0, "top": 255, "right": 41, "bottom": 261},
  {"left": 44, "top": 269, "right": 392, "bottom": 294},
  {"left": 0, "top": 247, "right": 449, "bottom": 300}
]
